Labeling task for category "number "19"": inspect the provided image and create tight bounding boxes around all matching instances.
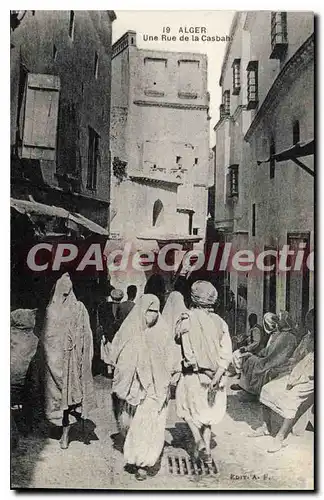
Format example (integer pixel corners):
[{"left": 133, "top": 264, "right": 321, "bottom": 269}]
[{"left": 162, "top": 27, "right": 171, "bottom": 33}]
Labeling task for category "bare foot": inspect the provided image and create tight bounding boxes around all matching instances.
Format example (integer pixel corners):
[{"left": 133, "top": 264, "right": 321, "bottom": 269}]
[
  {"left": 248, "top": 425, "right": 270, "bottom": 438},
  {"left": 135, "top": 467, "right": 147, "bottom": 481},
  {"left": 267, "top": 438, "right": 288, "bottom": 453}
]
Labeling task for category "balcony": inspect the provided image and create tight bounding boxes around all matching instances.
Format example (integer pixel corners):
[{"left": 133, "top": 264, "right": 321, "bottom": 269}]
[
  {"left": 270, "top": 12, "right": 288, "bottom": 60},
  {"left": 128, "top": 163, "right": 185, "bottom": 186},
  {"left": 246, "top": 61, "right": 259, "bottom": 110}
]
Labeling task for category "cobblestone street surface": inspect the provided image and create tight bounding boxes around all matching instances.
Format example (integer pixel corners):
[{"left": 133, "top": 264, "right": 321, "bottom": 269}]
[{"left": 11, "top": 375, "right": 314, "bottom": 490}]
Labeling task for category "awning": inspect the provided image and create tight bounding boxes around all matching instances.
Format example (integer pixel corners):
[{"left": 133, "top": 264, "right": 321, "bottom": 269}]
[
  {"left": 138, "top": 225, "right": 201, "bottom": 244},
  {"left": 257, "top": 139, "right": 314, "bottom": 177},
  {"left": 69, "top": 212, "right": 108, "bottom": 236},
  {"left": 11, "top": 198, "right": 108, "bottom": 236}
]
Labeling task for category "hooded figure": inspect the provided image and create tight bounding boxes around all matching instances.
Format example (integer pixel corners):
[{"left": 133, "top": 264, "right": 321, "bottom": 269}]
[
  {"left": 238, "top": 311, "right": 297, "bottom": 396},
  {"left": 161, "top": 291, "right": 187, "bottom": 381},
  {"left": 37, "top": 273, "right": 96, "bottom": 448},
  {"left": 108, "top": 294, "right": 174, "bottom": 481}
]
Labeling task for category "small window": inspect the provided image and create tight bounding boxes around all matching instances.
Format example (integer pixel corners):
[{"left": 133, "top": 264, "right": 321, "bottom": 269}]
[
  {"left": 229, "top": 164, "right": 239, "bottom": 197},
  {"left": 293, "top": 120, "right": 300, "bottom": 145},
  {"left": 232, "top": 58, "right": 241, "bottom": 95},
  {"left": 153, "top": 199, "right": 164, "bottom": 227},
  {"left": 194, "top": 158, "right": 198, "bottom": 165},
  {"left": 176, "top": 156, "right": 181, "bottom": 164},
  {"left": 193, "top": 227, "right": 199, "bottom": 236},
  {"left": 94, "top": 51, "right": 99, "bottom": 79},
  {"left": 270, "top": 12, "right": 288, "bottom": 60},
  {"left": 189, "top": 213, "right": 193, "bottom": 235},
  {"left": 270, "top": 136, "right": 276, "bottom": 179},
  {"left": 53, "top": 44, "right": 57, "bottom": 61},
  {"left": 252, "top": 204, "right": 256, "bottom": 236},
  {"left": 69, "top": 11, "right": 75, "bottom": 40},
  {"left": 222, "top": 90, "right": 230, "bottom": 115},
  {"left": 247, "top": 61, "right": 258, "bottom": 110},
  {"left": 87, "top": 126, "right": 99, "bottom": 190}
]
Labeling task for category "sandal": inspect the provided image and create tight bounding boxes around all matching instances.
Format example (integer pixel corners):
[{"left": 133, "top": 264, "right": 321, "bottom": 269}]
[
  {"left": 135, "top": 468, "right": 147, "bottom": 481},
  {"left": 248, "top": 426, "right": 270, "bottom": 438}
]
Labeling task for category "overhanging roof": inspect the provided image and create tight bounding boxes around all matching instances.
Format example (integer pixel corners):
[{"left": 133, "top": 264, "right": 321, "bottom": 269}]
[{"left": 11, "top": 198, "right": 108, "bottom": 236}]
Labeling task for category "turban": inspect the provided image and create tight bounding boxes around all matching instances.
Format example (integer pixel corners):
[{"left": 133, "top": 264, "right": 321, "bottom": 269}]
[
  {"left": 11, "top": 309, "right": 37, "bottom": 330},
  {"left": 263, "top": 312, "right": 279, "bottom": 334},
  {"left": 278, "top": 310, "right": 295, "bottom": 331},
  {"left": 191, "top": 281, "right": 218, "bottom": 308},
  {"left": 111, "top": 289, "right": 124, "bottom": 302}
]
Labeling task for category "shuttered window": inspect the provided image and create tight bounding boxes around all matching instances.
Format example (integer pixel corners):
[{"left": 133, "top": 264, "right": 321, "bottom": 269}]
[{"left": 20, "top": 73, "right": 60, "bottom": 161}]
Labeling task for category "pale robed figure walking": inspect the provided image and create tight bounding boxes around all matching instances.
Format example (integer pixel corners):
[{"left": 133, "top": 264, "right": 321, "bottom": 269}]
[
  {"left": 108, "top": 294, "right": 176, "bottom": 481},
  {"left": 174, "top": 281, "right": 232, "bottom": 462},
  {"left": 26, "top": 273, "right": 96, "bottom": 449}
]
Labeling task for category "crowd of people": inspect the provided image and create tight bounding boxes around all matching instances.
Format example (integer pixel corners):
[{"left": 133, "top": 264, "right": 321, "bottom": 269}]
[{"left": 10, "top": 272, "right": 314, "bottom": 481}]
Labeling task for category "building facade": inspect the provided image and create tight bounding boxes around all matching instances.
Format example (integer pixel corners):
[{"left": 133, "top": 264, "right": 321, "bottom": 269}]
[
  {"left": 11, "top": 10, "right": 116, "bottom": 228},
  {"left": 10, "top": 10, "right": 116, "bottom": 313},
  {"left": 109, "top": 31, "right": 211, "bottom": 294},
  {"left": 212, "top": 12, "right": 314, "bottom": 332}
]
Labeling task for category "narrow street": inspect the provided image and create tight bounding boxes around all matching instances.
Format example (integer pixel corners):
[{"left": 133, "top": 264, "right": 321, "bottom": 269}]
[{"left": 11, "top": 375, "right": 313, "bottom": 490}]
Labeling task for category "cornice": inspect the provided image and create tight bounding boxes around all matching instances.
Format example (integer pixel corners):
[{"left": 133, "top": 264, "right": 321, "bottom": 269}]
[
  {"left": 133, "top": 99, "right": 209, "bottom": 111},
  {"left": 245, "top": 33, "right": 314, "bottom": 142},
  {"left": 214, "top": 115, "right": 232, "bottom": 132},
  {"left": 219, "top": 13, "right": 240, "bottom": 87},
  {"left": 107, "top": 11, "right": 116, "bottom": 22},
  {"left": 232, "top": 104, "right": 247, "bottom": 121}
]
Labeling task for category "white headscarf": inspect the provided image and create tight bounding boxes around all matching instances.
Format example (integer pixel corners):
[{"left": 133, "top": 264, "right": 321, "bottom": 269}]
[{"left": 109, "top": 294, "right": 173, "bottom": 405}]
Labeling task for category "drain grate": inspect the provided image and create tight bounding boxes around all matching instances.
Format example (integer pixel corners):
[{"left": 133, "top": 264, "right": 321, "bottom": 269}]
[{"left": 166, "top": 455, "right": 218, "bottom": 476}]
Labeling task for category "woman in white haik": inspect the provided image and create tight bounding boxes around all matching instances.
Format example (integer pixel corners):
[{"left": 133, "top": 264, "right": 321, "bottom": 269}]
[
  {"left": 108, "top": 294, "right": 175, "bottom": 481},
  {"left": 175, "top": 281, "right": 232, "bottom": 462}
]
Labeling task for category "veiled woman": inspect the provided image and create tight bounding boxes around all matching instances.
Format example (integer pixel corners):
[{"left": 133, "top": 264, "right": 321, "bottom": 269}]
[
  {"left": 161, "top": 291, "right": 187, "bottom": 380},
  {"left": 108, "top": 294, "right": 174, "bottom": 481},
  {"left": 33, "top": 273, "right": 96, "bottom": 449},
  {"left": 175, "top": 281, "right": 232, "bottom": 462},
  {"left": 237, "top": 311, "right": 297, "bottom": 396}
]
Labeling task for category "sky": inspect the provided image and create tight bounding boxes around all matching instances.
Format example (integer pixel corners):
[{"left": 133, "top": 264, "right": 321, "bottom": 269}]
[{"left": 112, "top": 11, "right": 235, "bottom": 144}]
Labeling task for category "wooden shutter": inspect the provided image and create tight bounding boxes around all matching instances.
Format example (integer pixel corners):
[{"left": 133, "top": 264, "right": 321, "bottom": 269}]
[{"left": 21, "top": 73, "right": 60, "bottom": 161}]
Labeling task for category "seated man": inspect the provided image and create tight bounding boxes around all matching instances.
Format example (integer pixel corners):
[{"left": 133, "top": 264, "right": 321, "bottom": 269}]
[
  {"left": 231, "top": 311, "right": 297, "bottom": 396},
  {"left": 252, "top": 309, "right": 314, "bottom": 453},
  {"left": 232, "top": 313, "right": 266, "bottom": 379},
  {"left": 259, "top": 351, "right": 314, "bottom": 453}
]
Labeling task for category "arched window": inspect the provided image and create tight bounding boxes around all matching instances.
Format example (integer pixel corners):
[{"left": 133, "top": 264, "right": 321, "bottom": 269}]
[{"left": 152, "top": 199, "right": 164, "bottom": 227}]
